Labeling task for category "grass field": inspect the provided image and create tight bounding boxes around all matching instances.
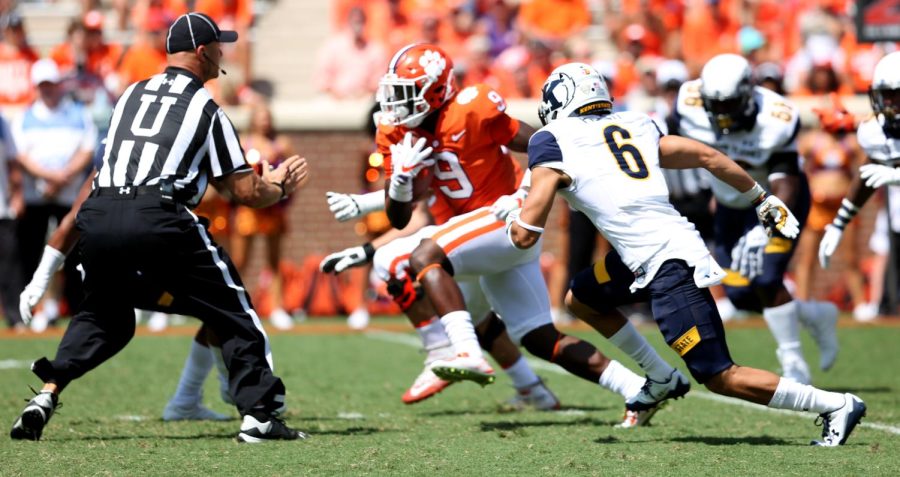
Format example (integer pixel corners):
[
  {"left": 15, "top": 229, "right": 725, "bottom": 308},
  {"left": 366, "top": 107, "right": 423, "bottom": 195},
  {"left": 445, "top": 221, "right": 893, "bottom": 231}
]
[{"left": 1, "top": 318, "right": 899, "bottom": 476}]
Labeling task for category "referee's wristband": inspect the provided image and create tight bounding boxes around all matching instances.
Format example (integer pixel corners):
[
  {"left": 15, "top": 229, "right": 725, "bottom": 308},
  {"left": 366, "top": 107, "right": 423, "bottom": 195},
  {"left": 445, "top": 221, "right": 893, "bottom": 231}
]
[{"left": 831, "top": 198, "right": 860, "bottom": 230}]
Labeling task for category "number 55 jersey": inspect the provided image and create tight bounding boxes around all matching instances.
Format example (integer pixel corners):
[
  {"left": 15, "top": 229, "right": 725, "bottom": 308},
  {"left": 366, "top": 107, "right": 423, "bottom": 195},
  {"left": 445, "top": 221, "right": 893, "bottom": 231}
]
[{"left": 529, "top": 111, "right": 721, "bottom": 292}]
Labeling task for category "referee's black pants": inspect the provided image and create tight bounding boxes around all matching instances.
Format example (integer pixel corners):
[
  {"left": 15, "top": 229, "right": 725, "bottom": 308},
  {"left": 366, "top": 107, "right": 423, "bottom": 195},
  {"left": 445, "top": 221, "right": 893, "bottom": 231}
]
[{"left": 31, "top": 193, "right": 286, "bottom": 417}]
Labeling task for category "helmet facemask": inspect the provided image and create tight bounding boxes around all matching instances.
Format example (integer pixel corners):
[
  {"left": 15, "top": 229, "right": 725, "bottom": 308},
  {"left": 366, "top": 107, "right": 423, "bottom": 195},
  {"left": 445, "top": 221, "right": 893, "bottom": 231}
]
[
  {"left": 701, "top": 79, "right": 756, "bottom": 135},
  {"left": 870, "top": 86, "right": 900, "bottom": 138},
  {"left": 377, "top": 74, "right": 432, "bottom": 128}
]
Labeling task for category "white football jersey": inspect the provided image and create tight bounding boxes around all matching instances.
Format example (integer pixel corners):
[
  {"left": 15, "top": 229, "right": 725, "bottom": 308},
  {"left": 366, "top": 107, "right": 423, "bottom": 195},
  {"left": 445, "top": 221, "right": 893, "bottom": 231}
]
[
  {"left": 857, "top": 117, "right": 900, "bottom": 165},
  {"left": 529, "top": 111, "right": 723, "bottom": 291},
  {"left": 676, "top": 81, "right": 800, "bottom": 209}
]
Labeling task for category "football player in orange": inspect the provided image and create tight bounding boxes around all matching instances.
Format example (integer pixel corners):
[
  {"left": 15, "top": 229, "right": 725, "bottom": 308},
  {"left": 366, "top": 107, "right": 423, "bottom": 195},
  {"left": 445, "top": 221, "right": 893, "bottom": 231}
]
[
  {"left": 323, "top": 165, "right": 562, "bottom": 411},
  {"left": 378, "top": 44, "right": 672, "bottom": 425}
]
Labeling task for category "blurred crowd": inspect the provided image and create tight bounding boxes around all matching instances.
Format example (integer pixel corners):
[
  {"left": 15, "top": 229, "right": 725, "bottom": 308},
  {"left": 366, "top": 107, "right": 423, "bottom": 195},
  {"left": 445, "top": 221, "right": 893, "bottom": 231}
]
[
  {"left": 1, "top": 0, "right": 899, "bottom": 334},
  {"left": 317, "top": 0, "right": 897, "bottom": 103}
]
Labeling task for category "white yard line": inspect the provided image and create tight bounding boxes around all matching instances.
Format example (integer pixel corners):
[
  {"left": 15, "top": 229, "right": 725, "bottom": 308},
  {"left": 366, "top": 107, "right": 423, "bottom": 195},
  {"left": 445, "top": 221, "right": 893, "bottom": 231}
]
[
  {"left": 0, "top": 359, "right": 31, "bottom": 370},
  {"left": 365, "top": 330, "right": 900, "bottom": 436}
]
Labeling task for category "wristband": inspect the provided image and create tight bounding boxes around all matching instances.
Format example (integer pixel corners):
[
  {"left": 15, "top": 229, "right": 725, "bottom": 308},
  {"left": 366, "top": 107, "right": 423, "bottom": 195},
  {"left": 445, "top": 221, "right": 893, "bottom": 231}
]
[
  {"left": 514, "top": 215, "right": 544, "bottom": 234},
  {"left": 362, "top": 242, "right": 376, "bottom": 260},
  {"left": 740, "top": 182, "right": 768, "bottom": 206},
  {"left": 272, "top": 180, "right": 288, "bottom": 201},
  {"left": 831, "top": 198, "right": 860, "bottom": 230}
]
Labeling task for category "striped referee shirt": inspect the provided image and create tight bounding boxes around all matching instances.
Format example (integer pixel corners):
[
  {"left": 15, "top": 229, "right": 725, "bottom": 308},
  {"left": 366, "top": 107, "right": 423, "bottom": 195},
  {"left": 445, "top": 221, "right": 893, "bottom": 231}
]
[{"left": 94, "top": 66, "right": 250, "bottom": 206}]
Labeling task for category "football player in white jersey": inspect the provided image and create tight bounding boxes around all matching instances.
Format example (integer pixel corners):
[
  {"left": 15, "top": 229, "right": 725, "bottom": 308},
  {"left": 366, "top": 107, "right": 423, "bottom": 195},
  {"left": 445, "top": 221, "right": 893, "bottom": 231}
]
[
  {"left": 819, "top": 52, "right": 900, "bottom": 271},
  {"left": 675, "top": 54, "right": 838, "bottom": 384},
  {"left": 510, "top": 62, "right": 867, "bottom": 446}
]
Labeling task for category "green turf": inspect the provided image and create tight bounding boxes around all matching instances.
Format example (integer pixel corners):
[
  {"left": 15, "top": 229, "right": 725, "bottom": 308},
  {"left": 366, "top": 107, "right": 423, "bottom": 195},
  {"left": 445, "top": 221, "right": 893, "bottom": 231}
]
[{"left": 1, "top": 320, "right": 899, "bottom": 476}]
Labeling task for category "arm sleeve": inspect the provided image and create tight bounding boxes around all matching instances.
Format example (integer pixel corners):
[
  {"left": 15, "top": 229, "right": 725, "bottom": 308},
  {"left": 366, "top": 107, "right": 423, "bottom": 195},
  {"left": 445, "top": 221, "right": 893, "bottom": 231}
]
[
  {"left": 528, "top": 130, "right": 564, "bottom": 170},
  {"left": 208, "top": 108, "right": 251, "bottom": 178}
]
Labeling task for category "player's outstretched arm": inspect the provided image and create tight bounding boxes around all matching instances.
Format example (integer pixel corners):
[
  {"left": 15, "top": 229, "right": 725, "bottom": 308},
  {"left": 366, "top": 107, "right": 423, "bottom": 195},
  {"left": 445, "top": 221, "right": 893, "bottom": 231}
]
[
  {"left": 818, "top": 158, "right": 879, "bottom": 268},
  {"left": 506, "top": 120, "right": 537, "bottom": 153},
  {"left": 326, "top": 190, "right": 385, "bottom": 222},
  {"left": 658, "top": 135, "right": 799, "bottom": 238},
  {"left": 508, "top": 167, "right": 567, "bottom": 249},
  {"left": 19, "top": 173, "right": 94, "bottom": 323}
]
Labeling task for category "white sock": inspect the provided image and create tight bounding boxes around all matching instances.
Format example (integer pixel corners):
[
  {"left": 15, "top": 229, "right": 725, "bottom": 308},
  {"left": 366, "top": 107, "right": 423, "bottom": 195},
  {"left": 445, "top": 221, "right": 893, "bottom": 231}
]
[
  {"left": 763, "top": 300, "right": 802, "bottom": 351},
  {"left": 503, "top": 356, "right": 540, "bottom": 390},
  {"left": 767, "top": 378, "right": 846, "bottom": 414},
  {"left": 440, "top": 311, "right": 483, "bottom": 359},
  {"left": 608, "top": 322, "right": 674, "bottom": 382},
  {"left": 415, "top": 317, "right": 451, "bottom": 350},
  {"left": 598, "top": 360, "right": 645, "bottom": 400},
  {"left": 170, "top": 340, "right": 214, "bottom": 407}
]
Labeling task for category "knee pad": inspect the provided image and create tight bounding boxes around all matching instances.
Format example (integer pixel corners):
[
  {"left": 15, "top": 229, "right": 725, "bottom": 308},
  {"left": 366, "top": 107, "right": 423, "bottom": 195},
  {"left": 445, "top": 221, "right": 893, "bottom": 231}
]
[
  {"left": 520, "top": 324, "right": 560, "bottom": 362},
  {"left": 386, "top": 276, "right": 420, "bottom": 312},
  {"left": 521, "top": 325, "right": 601, "bottom": 382},
  {"left": 475, "top": 313, "right": 507, "bottom": 351}
]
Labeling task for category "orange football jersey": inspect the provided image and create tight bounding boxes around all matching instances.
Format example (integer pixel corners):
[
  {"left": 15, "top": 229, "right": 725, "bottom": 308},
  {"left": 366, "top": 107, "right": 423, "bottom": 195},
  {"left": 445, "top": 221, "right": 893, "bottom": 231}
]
[{"left": 378, "top": 83, "right": 521, "bottom": 216}]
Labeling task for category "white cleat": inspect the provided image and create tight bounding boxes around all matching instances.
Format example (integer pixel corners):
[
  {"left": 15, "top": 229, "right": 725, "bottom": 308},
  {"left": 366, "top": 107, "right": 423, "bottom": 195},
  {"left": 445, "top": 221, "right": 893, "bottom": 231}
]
[
  {"left": 430, "top": 353, "right": 496, "bottom": 386},
  {"left": 811, "top": 393, "right": 866, "bottom": 447},
  {"left": 269, "top": 308, "right": 294, "bottom": 330},
  {"left": 625, "top": 370, "right": 691, "bottom": 412},
  {"left": 402, "top": 367, "right": 452, "bottom": 404},
  {"left": 777, "top": 347, "right": 812, "bottom": 384},
  {"left": 616, "top": 404, "right": 663, "bottom": 428},
  {"left": 162, "top": 402, "right": 231, "bottom": 421},
  {"left": 506, "top": 378, "right": 561, "bottom": 411},
  {"left": 802, "top": 302, "right": 839, "bottom": 371}
]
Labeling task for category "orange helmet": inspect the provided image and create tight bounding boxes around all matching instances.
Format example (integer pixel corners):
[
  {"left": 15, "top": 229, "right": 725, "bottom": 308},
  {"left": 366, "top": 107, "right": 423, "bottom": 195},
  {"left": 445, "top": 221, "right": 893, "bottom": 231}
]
[{"left": 377, "top": 43, "right": 455, "bottom": 128}]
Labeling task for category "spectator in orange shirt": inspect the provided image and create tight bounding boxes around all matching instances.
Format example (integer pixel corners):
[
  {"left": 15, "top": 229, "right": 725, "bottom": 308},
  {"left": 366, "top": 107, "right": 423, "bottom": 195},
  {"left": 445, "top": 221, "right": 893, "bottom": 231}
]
[
  {"left": 50, "top": 11, "right": 122, "bottom": 85},
  {"left": 681, "top": 0, "right": 740, "bottom": 76},
  {"left": 458, "top": 35, "right": 502, "bottom": 90},
  {"left": 0, "top": 12, "right": 39, "bottom": 107},
  {"left": 517, "top": 0, "right": 590, "bottom": 44},
  {"left": 314, "top": 7, "right": 387, "bottom": 99},
  {"left": 115, "top": 11, "right": 171, "bottom": 93},
  {"left": 130, "top": 0, "right": 187, "bottom": 32},
  {"left": 195, "top": 0, "right": 253, "bottom": 84}
]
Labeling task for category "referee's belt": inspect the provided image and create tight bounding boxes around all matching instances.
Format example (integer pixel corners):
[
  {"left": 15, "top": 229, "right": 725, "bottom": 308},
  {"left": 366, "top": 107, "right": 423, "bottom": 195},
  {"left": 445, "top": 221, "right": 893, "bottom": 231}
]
[{"left": 91, "top": 185, "right": 189, "bottom": 203}]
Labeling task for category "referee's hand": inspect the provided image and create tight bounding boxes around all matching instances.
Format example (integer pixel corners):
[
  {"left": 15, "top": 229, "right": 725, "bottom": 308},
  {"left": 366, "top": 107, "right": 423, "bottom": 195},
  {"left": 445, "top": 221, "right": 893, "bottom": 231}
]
[{"left": 263, "top": 155, "right": 310, "bottom": 198}]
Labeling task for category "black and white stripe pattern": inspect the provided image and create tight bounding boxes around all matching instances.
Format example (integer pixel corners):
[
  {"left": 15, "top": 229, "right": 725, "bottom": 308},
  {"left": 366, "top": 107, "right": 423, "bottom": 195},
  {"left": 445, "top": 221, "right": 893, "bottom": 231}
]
[
  {"left": 95, "top": 67, "right": 250, "bottom": 206},
  {"left": 832, "top": 198, "right": 860, "bottom": 230}
]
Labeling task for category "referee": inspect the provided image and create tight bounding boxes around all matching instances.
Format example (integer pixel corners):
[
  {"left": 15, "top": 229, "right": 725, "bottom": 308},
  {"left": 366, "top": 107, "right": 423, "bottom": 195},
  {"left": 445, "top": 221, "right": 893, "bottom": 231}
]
[{"left": 10, "top": 12, "right": 309, "bottom": 443}]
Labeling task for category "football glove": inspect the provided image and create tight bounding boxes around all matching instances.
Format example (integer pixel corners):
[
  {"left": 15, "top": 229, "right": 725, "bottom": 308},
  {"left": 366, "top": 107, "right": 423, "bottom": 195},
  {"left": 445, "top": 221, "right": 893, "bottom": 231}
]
[
  {"left": 19, "top": 245, "right": 66, "bottom": 324},
  {"left": 730, "top": 225, "right": 768, "bottom": 281},
  {"left": 388, "top": 133, "right": 434, "bottom": 202},
  {"left": 319, "top": 243, "right": 376, "bottom": 274},
  {"left": 818, "top": 224, "right": 844, "bottom": 269},
  {"left": 326, "top": 191, "right": 385, "bottom": 222},
  {"left": 860, "top": 163, "right": 900, "bottom": 189},
  {"left": 490, "top": 189, "right": 527, "bottom": 221}
]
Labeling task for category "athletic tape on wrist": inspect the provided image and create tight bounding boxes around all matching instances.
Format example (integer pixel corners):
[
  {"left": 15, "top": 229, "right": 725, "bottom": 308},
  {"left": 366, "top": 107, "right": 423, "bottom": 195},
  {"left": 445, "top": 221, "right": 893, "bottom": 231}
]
[{"left": 832, "top": 198, "right": 859, "bottom": 230}]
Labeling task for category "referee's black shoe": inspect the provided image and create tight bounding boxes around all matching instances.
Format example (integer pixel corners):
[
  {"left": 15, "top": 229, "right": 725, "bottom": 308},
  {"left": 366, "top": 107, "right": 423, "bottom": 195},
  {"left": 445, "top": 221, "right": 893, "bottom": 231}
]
[
  {"left": 236, "top": 413, "right": 309, "bottom": 443},
  {"left": 10, "top": 389, "right": 59, "bottom": 441}
]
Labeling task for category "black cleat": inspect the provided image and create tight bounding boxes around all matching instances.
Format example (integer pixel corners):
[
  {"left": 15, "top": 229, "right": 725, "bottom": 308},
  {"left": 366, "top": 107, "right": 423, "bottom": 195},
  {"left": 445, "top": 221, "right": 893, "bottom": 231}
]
[
  {"left": 10, "top": 390, "right": 59, "bottom": 441},
  {"left": 236, "top": 414, "right": 309, "bottom": 443}
]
